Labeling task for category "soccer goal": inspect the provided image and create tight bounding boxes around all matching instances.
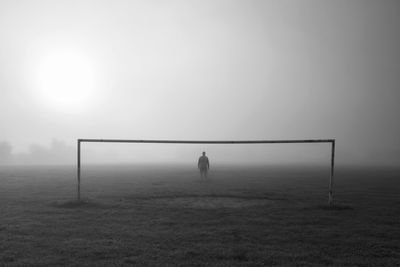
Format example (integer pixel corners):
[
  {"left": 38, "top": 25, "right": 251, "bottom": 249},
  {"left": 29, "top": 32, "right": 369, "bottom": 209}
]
[{"left": 76, "top": 138, "right": 336, "bottom": 205}]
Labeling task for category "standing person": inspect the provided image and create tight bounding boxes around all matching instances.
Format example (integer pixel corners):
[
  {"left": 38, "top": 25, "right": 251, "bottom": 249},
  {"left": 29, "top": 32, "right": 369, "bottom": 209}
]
[{"left": 198, "top": 151, "right": 210, "bottom": 179}]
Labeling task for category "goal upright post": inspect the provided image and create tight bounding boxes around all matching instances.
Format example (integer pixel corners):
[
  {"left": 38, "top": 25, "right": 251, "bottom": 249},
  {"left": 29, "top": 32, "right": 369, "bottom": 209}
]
[
  {"left": 76, "top": 138, "right": 336, "bottom": 205},
  {"left": 329, "top": 139, "right": 335, "bottom": 205},
  {"left": 77, "top": 140, "right": 81, "bottom": 201}
]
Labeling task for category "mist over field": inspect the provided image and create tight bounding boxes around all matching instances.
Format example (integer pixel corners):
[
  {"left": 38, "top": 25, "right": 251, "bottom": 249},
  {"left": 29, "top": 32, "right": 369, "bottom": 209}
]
[
  {"left": 1, "top": 0, "right": 400, "bottom": 167},
  {"left": 2, "top": 1, "right": 400, "bottom": 265},
  {"left": 1, "top": 139, "right": 334, "bottom": 166}
]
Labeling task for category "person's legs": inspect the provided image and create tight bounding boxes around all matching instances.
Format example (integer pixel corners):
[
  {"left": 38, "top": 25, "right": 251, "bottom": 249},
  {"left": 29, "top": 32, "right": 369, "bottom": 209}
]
[{"left": 200, "top": 167, "right": 207, "bottom": 179}]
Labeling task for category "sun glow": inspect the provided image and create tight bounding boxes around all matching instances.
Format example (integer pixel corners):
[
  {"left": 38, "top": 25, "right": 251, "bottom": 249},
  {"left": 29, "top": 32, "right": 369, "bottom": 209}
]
[{"left": 33, "top": 49, "right": 95, "bottom": 113}]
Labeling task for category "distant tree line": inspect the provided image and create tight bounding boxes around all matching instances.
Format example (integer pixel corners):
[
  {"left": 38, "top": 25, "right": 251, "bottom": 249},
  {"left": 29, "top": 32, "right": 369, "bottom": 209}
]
[
  {"left": 0, "top": 140, "right": 74, "bottom": 165},
  {"left": 0, "top": 141, "right": 12, "bottom": 163}
]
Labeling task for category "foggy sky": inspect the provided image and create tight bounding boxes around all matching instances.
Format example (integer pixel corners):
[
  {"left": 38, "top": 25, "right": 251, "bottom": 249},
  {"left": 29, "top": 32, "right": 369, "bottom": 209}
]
[{"left": 1, "top": 0, "right": 400, "bottom": 166}]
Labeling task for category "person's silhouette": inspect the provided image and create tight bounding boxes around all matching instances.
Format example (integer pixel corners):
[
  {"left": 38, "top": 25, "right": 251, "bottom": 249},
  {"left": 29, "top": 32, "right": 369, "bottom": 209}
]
[{"left": 198, "top": 151, "right": 210, "bottom": 179}]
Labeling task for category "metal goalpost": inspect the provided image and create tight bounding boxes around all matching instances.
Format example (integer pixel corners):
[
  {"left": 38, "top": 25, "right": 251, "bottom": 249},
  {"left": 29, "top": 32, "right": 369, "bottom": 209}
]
[{"left": 77, "top": 138, "right": 336, "bottom": 205}]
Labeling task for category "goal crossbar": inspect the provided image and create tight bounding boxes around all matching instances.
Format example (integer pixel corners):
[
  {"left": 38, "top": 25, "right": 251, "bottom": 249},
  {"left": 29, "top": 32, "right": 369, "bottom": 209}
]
[{"left": 77, "top": 138, "right": 336, "bottom": 205}]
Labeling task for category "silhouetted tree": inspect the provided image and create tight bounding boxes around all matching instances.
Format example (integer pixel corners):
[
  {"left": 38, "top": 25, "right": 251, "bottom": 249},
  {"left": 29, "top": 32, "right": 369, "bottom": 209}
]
[{"left": 0, "top": 141, "right": 12, "bottom": 163}]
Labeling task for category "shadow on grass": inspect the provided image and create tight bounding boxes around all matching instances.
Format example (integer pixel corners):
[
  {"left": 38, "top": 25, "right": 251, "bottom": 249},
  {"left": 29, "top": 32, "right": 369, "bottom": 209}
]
[
  {"left": 316, "top": 204, "right": 354, "bottom": 210},
  {"left": 125, "top": 193, "right": 287, "bottom": 201},
  {"left": 50, "top": 200, "right": 106, "bottom": 209}
]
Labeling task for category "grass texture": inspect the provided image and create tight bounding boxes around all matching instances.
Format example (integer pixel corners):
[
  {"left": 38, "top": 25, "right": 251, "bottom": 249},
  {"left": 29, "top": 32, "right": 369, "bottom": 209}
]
[{"left": 0, "top": 165, "right": 399, "bottom": 266}]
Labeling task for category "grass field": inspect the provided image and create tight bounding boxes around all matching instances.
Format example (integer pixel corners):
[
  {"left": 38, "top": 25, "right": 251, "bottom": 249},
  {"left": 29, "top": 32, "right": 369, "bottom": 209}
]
[{"left": 0, "top": 164, "right": 399, "bottom": 266}]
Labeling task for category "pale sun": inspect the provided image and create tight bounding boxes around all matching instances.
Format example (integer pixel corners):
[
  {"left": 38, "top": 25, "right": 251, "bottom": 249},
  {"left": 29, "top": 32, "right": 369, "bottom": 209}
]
[{"left": 34, "top": 49, "right": 95, "bottom": 113}]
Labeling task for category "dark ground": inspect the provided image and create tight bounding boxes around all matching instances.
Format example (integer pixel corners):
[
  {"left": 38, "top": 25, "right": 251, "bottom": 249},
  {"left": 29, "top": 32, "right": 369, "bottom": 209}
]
[{"left": 0, "top": 165, "right": 399, "bottom": 266}]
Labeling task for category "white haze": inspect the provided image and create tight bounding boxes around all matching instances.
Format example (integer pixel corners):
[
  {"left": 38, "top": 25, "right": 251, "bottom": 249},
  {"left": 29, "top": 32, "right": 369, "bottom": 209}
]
[{"left": 0, "top": 0, "right": 400, "bottom": 166}]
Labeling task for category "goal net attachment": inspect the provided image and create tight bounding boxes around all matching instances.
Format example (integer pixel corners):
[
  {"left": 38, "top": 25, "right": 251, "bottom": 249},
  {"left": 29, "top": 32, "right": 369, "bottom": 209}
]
[{"left": 76, "top": 138, "right": 336, "bottom": 205}]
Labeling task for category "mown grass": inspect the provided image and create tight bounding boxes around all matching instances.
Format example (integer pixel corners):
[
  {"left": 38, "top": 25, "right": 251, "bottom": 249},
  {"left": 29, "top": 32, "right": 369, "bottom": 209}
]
[{"left": 0, "top": 165, "right": 399, "bottom": 266}]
